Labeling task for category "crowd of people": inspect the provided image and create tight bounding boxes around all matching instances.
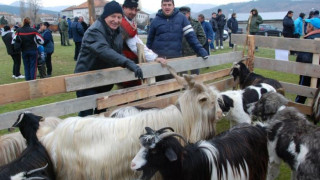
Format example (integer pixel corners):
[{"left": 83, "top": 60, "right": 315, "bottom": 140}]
[{"left": 1, "top": 0, "right": 319, "bottom": 116}]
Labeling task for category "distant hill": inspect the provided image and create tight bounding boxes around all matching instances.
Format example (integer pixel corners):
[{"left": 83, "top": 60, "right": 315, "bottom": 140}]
[
  {"left": 0, "top": 4, "right": 59, "bottom": 16},
  {"left": 198, "top": 0, "right": 319, "bottom": 19},
  {"left": 9, "top": 1, "right": 68, "bottom": 12}
]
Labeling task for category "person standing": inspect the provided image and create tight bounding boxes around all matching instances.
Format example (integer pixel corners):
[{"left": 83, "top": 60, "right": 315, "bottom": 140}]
[
  {"left": 67, "top": 18, "right": 72, "bottom": 39},
  {"left": 304, "top": 11, "right": 314, "bottom": 35},
  {"left": 294, "top": 13, "right": 305, "bottom": 38},
  {"left": 1, "top": 25, "right": 24, "bottom": 79},
  {"left": 198, "top": 14, "right": 213, "bottom": 55},
  {"left": 40, "top": 22, "right": 54, "bottom": 77},
  {"left": 227, "top": 12, "right": 238, "bottom": 48},
  {"left": 283, "top": 10, "right": 294, "bottom": 38},
  {"left": 75, "top": 1, "right": 143, "bottom": 117},
  {"left": 13, "top": 17, "right": 44, "bottom": 81},
  {"left": 59, "top": 16, "right": 71, "bottom": 46},
  {"left": 314, "top": 10, "right": 319, "bottom": 18},
  {"left": 71, "top": 17, "right": 84, "bottom": 61},
  {"left": 120, "top": 0, "right": 166, "bottom": 88},
  {"left": 180, "top": 6, "right": 206, "bottom": 75},
  {"left": 79, "top": 16, "right": 89, "bottom": 32},
  {"left": 57, "top": 18, "right": 63, "bottom": 45},
  {"left": 248, "top": 8, "right": 263, "bottom": 51},
  {"left": 295, "top": 18, "right": 320, "bottom": 104},
  {"left": 215, "top": 9, "right": 226, "bottom": 50},
  {"left": 209, "top": 12, "right": 218, "bottom": 51},
  {"left": 147, "top": 0, "right": 208, "bottom": 81}
]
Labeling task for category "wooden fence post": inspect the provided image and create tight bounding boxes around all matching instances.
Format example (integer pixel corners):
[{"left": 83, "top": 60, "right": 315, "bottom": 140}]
[
  {"left": 87, "top": 0, "right": 96, "bottom": 25},
  {"left": 308, "top": 38, "right": 320, "bottom": 104},
  {"left": 137, "top": 43, "right": 155, "bottom": 85},
  {"left": 246, "top": 35, "right": 255, "bottom": 72}
]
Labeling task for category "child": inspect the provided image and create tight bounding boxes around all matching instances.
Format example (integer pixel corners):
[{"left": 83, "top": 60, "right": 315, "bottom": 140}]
[{"left": 37, "top": 45, "right": 47, "bottom": 78}]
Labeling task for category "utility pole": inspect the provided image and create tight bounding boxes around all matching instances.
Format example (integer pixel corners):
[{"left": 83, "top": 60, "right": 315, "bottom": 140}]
[{"left": 87, "top": 0, "right": 96, "bottom": 25}]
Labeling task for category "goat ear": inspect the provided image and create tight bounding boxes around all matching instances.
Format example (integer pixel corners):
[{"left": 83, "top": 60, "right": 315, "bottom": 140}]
[{"left": 165, "top": 147, "right": 177, "bottom": 162}]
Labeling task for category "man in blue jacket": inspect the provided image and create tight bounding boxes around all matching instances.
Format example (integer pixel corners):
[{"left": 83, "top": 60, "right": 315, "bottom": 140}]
[
  {"left": 71, "top": 17, "right": 84, "bottom": 61},
  {"left": 198, "top": 14, "right": 213, "bottom": 55},
  {"left": 294, "top": 13, "right": 305, "bottom": 38},
  {"left": 147, "top": 0, "right": 208, "bottom": 81}
]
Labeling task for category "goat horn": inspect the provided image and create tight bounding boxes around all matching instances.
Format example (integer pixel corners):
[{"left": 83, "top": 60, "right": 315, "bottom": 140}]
[
  {"left": 158, "top": 132, "right": 188, "bottom": 145},
  {"left": 166, "top": 65, "right": 186, "bottom": 86},
  {"left": 156, "top": 127, "right": 175, "bottom": 133},
  {"left": 183, "top": 74, "right": 195, "bottom": 89}
]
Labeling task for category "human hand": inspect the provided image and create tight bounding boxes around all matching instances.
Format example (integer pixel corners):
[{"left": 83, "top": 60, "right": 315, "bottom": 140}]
[
  {"left": 155, "top": 57, "right": 167, "bottom": 67},
  {"left": 125, "top": 61, "right": 144, "bottom": 80}
]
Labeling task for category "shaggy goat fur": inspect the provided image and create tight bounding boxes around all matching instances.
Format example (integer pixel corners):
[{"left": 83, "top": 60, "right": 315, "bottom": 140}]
[
  {"left": 312, "top": 88, "right": 320, "bottom": 124},
  {"left": 218, "top": 83, "right": 276, "bottom": 125},
  {"left": 230, "top": 60, "right": 285, "bottom": 95},
  {"left": 0, "top": 117, "right": 62, "bottom": 167},
  {"left": 132, "top": 124, "right": 269, "bottom": 180},
  {"left": 109, "top": 106, "right": 159, "bottom": 118},
  {"left": 253, "top": 92, "right": 320, "bottom": 180},
  {"left": 41, "top": 73, "right": 222, "bottom": 180},
  {"left": 0, "top": 112, "right": 55, "bottom": 180}
]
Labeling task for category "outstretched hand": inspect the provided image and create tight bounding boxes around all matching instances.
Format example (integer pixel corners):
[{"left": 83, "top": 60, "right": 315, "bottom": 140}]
[{"left": 125, "top": 61, "right": 144, "bottom": 80}]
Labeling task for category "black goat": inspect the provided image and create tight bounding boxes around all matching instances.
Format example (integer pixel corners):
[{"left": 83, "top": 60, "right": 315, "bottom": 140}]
[
  {"left": 0, "top": 112, "right": 55, "bottom": 180},
  {"left": 312, "top": 88, "right": 320, "bottom": 124},
  {"left": 230, "top": 60, "right": 285, "bottom": 95},
  {"left": 253, "top": 92, "right": 320, "bottom": 180},
  {"left": 131, "top": 125, "right": 269, "bottom": 180}
]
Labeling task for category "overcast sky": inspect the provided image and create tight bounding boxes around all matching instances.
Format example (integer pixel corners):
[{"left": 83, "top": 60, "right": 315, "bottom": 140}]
[{"left": 3, "top": 0, "right": 251, "bottom": 12}]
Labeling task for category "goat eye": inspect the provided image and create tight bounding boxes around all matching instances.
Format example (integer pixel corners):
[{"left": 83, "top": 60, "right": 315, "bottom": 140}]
[{"left": 199, "top": 97, "right": 208, "bottom": 103}]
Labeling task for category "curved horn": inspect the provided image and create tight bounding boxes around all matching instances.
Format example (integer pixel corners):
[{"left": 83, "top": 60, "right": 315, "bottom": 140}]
[
  {"left": 158, "top": 132, "right": 188, "bottom": 145},
  {"left": 166, "top": 65, "right": 186, "bottom": 86},
  {"left": 156, "top": 127, "right": 175, "bottom": 133},
  {"left": 183, "top": 74, "right": 195, "bottom": 89},
  {"left": 145, "top": 127, "right": 155, "bottom": 134}
]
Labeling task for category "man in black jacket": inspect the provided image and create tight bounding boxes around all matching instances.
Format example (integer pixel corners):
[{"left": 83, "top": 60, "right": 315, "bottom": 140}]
[
  {"left": 74, "top": 1, "right": 143, "bottom": 117},
  {"left": 283, "top": 10, "right": 294, "bottom": 38},
  {"left": 216, "top": 9, "right": 226, "bottom": 49},
  {"left": 209, "top": 12, "right": 218, "bottom": 51},
  {"left": 1, "top": 26, "right": 24, "bottom": 79},
  {"left": 227, "top": 13, "right": 238, "bottom": 48}
]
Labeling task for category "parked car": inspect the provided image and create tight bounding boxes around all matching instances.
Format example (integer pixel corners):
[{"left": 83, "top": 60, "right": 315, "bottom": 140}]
[
  {"left": 137, "top": 28, "right": 148, "bottom": 35},
  {"left": 257, "top": 24, "right": 282, "bottom": 37},
  {"left": 223, "top": 30, "right": 229, "bottom": 41},
  {"left": 236, "top": 27, "right": 243, "bottom": 34}
]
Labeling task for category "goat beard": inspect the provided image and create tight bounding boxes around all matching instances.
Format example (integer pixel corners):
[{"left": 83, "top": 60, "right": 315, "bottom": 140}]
[{"left": 140, "top": 166, "right": 158, "bottom": 180}]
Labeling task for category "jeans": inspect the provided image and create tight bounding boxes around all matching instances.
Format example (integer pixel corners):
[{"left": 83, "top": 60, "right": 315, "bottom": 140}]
[
  {"left": 22, "top": 50, "right": 38, "bottom": 81},
  {"left": 46, "top": 53, "right": 53, "bottom": 75},
  {"left": 209, "top": 32, "right": 216, "bottom": 49},
  {"left": 215, "top": 28, "right": 224, "bottom": 47},
  {"left": 74, "top": 42, "right": 81, "bottom": 61},
  {"left": 11, "top": 53, "right": 22, "bottom": 77}
]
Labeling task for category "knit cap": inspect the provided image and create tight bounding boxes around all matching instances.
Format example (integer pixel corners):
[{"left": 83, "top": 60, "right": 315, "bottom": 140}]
[{"left": 101, "top": 1, "right": 123, "bottom": 19}]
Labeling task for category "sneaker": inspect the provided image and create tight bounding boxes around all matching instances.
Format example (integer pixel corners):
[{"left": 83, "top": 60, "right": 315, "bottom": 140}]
[
  {"left": 16, "top": 75, "right": 25, "bottom": 79},
  {"left": 12, "top": 75, "right": 16, "bottom": 78},
  {"left": 220, "top": 46, "right": 224, "bottom": 49},
  {"left": 216, "top": 47, "right": 219, "bottom": 50}
]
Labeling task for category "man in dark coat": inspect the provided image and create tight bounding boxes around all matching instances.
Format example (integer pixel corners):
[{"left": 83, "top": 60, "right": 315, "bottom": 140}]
[
  {"left": 216, "top": 8, "right": 226, "bottom": 49},
  {"left": 71, "top": 17, "right": 84, "bottom": 61},
  {"left": 79, "top": 16, "right": 89, "bottom": 32},
  {"left": 209, "top": 12, "right": 218, "bottom": 51},
  {"left": 283, "top": 10, "right": 294, "bottom": 38},
  {"left": 295, "top": 18, "right": 320, "bottom": 104},
  {"left": 1, "top": 25, "right": 24, "bottom": 79},
  {"left": 227, "top": 12, "right": 238, "bottom": 48},
  {"left": 74, "top": 1, "right": 143, "bottom": 117}
]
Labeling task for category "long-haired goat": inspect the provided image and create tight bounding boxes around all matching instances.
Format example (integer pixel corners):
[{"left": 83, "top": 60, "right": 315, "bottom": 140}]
[
  {"left": 230, "top": 60, "right": 285, "bottom": 95},
  {"left": 218, "top": 83, "right": 276, "bottom": 125},
  {"left": 253, "top": 92, "right": 320, "bottom": 180},
  {"left": 312, "top": 88, "right": 320, "bottom": 124},
  {"left": 0, "top": 112, "right": 55, "bottom": 180},
  {"left": 0, "top": 116, "right": 61, "bottom": 166},
  {"left": 109, "top": 106, "right": 159, "bottom": 118},
  {"left": 41, "top": 67, "right": 223, "bottom": 180},
  {"left": 131, "top": 125, "right": 269, "bottom": 180}
]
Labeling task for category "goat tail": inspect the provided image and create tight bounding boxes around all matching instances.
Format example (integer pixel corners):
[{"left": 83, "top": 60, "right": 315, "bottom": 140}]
[
  {"left": 312, "top": 88, "right": 320, "bottom": 125},
  {"left": 0, "top": 132, "right": 26, "bottom": 166},
  {"left": 276, "top": 88, "right": 285, "bottom": 96}
]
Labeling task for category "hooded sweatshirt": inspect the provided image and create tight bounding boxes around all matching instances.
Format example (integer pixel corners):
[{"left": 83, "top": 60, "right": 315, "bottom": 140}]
[{"left": 249, "top": 8, "right": 263, "bottom": 33}]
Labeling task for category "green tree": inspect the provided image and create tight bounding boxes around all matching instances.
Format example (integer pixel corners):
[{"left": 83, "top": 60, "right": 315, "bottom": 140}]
[{"left": 0, "top": 16, "right": 8, "bottom": 25}]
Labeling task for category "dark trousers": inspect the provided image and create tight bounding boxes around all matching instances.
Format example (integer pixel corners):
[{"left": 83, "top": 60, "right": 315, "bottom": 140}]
[
  {"left": 22, "top": 50, "right": 38, "bottom": 81},
  {"left": 295, "top": 75, "right": 320, "bottom": 104},
  {"left": 11, "top": 53, "right": 21, "bottom": 77},
  {"left": 215, "top": 28, "right": 224, "bottom": 47},
  {"left": 76, "top": 85, "right": 113, "bottom": 117},
  {"left": 74, "top": 42, "right": 81, "bottom": 61},
  {"left": 46, "top": 53, "right": 52, "bottom": 76},
  {"left": 203, "top": 41, "right": 210, "bottom": 55},
  {"left": 59, "top": 32, "right": 63, "bottom": 45},
  {"left": 229, "top": 33, "right": 234, "bottom": 48},
  {"left": 37, "top": 62, "right": 47, "bottom": 78}
]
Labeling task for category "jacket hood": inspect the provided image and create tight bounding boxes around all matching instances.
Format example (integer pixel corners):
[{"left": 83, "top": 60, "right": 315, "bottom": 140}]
[
  {"left": 251, "top": 8, "right": 258, "bottom": 15},
  {"left": 1, "top": 30, "right": 11, "bottom": 37},
  {"left": 74, "top": 17, "right": 79, "bottom": 22},
  {"left": 156, "top": 8, "right": 179, "bottom": 18}
]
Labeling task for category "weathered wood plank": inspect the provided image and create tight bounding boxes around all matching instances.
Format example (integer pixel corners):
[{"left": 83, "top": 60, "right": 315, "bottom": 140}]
[
  {"left": 97, "top": 68, "right": 231, "bottom": 110},
  {"left": 232, "top": 34, "right": 320, "bottom": 53},
  {"left": 287, "top": 101, "right": 312, "bottom": 115},
  {"left": 65, "top": 52, "right": 242, "bottom": 92},
  {"left": 254, "top": 57, "right": 320, "bottom": 78},
  {"left": 280, "top": 82, "right": 317, "bottom": 98},
  {"left": 0, "top": 78, "right": 233, "bottom": 130}
]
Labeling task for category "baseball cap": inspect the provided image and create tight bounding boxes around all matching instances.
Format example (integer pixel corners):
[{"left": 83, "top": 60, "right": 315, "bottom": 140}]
[{"left": 305, "top": 18, "right": 320, "bottom": 29}]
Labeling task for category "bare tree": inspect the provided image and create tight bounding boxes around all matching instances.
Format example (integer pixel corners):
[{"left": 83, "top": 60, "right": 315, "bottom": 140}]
[
  {"left": 28, "top": 0, "right": 42, "bottom": 25},
  {"left": 20, "top": 0, "right": 26, "bottom": 20}
]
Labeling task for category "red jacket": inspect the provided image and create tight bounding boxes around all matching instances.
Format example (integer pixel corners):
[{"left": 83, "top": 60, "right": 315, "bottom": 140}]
[{"left": 121, "top": 17, "right": 138, "bottom": 62}]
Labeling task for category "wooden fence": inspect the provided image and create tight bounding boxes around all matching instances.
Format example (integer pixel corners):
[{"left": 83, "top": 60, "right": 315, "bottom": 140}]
[{"left": 0, "top": 34, "right": 319, "bottom": 130}]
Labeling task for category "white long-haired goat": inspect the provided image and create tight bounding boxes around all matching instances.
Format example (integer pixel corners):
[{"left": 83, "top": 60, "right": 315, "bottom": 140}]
[
  {"left": 0, "top": 117, "right": 62, "bottom": 166},
  {"left": 41, "top": 66, "right": 223, "bottom": 180}
]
